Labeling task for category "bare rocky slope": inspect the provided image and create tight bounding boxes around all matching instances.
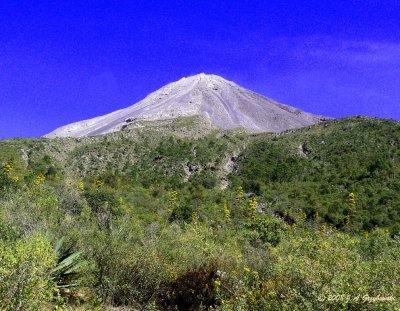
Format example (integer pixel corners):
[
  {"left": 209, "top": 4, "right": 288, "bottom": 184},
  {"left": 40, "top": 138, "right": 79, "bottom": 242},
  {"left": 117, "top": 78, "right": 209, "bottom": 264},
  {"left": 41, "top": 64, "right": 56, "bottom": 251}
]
[{"left": 45, "top": 73, "right": 328, "bottom": 138}]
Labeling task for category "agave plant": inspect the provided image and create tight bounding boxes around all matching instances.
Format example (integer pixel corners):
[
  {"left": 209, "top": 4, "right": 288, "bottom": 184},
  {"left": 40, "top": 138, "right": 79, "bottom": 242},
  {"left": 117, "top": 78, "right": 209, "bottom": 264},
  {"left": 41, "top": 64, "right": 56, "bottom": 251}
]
[{"left": 50, "top": 237, "right": 84, "bottom": 289}]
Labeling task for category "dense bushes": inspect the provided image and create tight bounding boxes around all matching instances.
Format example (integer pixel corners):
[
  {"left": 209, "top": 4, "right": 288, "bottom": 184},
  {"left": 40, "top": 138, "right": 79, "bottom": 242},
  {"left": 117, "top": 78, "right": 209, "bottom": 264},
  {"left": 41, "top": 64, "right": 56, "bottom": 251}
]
[
  {"left": 234, "top": 117, "right": 400, "bottom": 234},
  {"left": 0, "top": 174, "right": 398, "bottom": 310},
  {"left": 244, "top": 215, "right": 289, "bottom": 247},
  {"left": 215, "top": 228, "right": 400, "bottom": 310},
  {"left": 0, "top": 117, "right": 399, "bottom": 309},
  {"left": 0, "top": 234, "right": 56, "bottom": 310}
]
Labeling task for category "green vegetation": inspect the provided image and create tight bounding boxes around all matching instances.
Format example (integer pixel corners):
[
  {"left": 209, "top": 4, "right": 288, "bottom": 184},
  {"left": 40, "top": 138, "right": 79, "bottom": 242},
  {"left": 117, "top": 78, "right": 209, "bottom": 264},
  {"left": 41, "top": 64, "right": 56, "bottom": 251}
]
[
  {"left": 234, "top": 117, "right": 400, "bottom": 234},
  {"left": 0, "top": 116, "right": 398, "bottom": 309}
]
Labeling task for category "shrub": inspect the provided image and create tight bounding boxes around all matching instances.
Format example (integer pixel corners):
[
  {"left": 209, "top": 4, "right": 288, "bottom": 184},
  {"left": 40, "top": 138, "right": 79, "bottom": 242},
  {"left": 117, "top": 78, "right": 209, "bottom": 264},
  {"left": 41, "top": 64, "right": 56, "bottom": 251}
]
[
  {"left": 0, "top": 171, "right": 17, "bottom": 198},
  {"left": 244, "top": 215, "right": 289, "bottom": 247},
  {"left": 0, "top": 234, "right": 56, "bottom": 310},
  {"left": 160, "top": 262, "right": 218, "bottom": 310},
  {"left": 216, "top": 229, "right": 400, "bottom": 310}
]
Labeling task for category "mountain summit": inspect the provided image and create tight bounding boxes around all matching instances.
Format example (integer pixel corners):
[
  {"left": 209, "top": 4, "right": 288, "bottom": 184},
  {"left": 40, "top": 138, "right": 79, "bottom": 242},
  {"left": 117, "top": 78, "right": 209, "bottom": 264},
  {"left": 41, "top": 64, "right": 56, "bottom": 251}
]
[{"left": 45, "top": 73, "right": 327, "bottom": 138}]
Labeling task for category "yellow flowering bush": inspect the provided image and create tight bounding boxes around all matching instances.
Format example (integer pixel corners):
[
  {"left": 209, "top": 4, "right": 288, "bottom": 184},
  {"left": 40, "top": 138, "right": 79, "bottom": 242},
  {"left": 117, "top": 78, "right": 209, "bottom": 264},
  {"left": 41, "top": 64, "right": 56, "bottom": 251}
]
[
  {"left": 2, "top": 161, "right": 14, "bottom": 174},
  {"left": 34, "top": 173, "right": 46, "bottom": 187},
  {"left": 0, "top": 234, "right": 56, "bottom": 310},
  {"left": 247, "top": 197, "right": 258, "bottom": 220},
  {"left": 223, "top": 202, "right": 231, "bottom": 224}
]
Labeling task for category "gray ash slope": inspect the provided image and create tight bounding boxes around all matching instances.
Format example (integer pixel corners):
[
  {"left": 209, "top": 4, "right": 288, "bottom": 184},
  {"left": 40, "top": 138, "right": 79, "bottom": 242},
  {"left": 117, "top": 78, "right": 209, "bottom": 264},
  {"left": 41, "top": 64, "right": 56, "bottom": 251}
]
[{"left": 45, "top": 73, "right": 328, "bottom": 138}]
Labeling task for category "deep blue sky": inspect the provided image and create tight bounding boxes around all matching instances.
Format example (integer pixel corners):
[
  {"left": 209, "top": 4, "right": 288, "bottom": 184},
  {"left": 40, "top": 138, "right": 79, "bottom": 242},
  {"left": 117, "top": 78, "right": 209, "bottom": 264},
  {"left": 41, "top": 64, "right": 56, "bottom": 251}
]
[{"left": 1, "top": 1, "right": 399, "bottom": 138}]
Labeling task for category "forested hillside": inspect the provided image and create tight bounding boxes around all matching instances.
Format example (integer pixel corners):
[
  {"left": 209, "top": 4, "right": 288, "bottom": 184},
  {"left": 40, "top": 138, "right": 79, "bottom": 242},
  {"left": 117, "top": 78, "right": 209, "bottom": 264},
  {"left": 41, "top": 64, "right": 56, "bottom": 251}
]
[{"left": 0, "top": 116, "right": 399, "bottom": 310}]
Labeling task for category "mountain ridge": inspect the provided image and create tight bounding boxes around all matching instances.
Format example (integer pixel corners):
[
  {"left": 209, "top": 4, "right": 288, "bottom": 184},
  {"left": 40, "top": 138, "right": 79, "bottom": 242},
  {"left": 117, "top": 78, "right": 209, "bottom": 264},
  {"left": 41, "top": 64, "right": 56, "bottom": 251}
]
[{"left": 45, "top": 73, "right": 328, "bottom": 138}]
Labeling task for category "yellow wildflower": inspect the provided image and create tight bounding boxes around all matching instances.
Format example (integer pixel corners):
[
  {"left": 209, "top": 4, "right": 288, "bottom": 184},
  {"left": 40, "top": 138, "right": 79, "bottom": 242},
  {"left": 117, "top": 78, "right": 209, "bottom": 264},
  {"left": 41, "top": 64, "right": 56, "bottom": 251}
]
[
  {"left": 2, "top": 161, "right": 14, "bottom": 174},
  {"left": 248, "top": 197, "right": 258, "bottom": 220},
  {"left": 94, "top": 177, "right": 104, "bottom": 189},
  {"left": 34, "top": 173, "right": 45, "bottom": 187},
  {"left": 78, "top": 180, "right": 84, "bottom": 191},
  {"left": 223, "top": 202, "right": 231, "bottom": 223}
]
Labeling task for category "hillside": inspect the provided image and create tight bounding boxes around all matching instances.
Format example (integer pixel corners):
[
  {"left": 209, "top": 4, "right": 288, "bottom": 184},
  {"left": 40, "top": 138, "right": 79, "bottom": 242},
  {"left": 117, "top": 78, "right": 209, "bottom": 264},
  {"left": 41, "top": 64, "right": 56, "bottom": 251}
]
[
  {"left": 3, "top": 116, "right": 400, "bottom": 233},
  {"left": 0, "top": 116, "right": 399, "bottom": 310}
]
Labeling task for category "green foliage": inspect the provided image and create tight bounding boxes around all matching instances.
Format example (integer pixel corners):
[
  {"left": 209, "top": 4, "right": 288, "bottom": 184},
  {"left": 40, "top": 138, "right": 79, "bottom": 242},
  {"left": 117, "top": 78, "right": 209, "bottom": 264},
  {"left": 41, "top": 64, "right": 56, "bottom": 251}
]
[
  {"left": 160, "top": 262, "right": 218, "bottom": 310},
  {"left": 0, "top": 170, "right": 16, "bottom": 197},
  {"left": 0, "top": 218, "right": 20, "bottom": 241},
  {"left": 216, "top": 228, "right": 400, "bottom": 310},
  {"left": 0, "top": 116, "right": 399, "bottom": 310},
  {"left": 50, "top": 237, "right": 84, "bottom": 289},
  {"left": 170, "top": 201, "right": 196, "bottom": 223},
  {"left": 244, "top": 215, "right": 289, "bottom": 247},
  {"left": 84, "top": 188, "right": 118, "bottom": 214},
  {"left": 233, "top": 117, "right": 400, "bottom": 234},
  {"left": 0, "top": 234, "right": 56, "bottom": 310},
  {"left": 29, "top": 154, "right": 62, "bottom": 180}
]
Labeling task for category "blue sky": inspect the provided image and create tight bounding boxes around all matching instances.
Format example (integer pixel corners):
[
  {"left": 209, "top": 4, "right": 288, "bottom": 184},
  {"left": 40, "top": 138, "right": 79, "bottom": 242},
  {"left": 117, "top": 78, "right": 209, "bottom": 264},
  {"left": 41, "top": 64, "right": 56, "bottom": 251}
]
[{"left": 1, "top": 1, "right": 399, "bottom": 138}]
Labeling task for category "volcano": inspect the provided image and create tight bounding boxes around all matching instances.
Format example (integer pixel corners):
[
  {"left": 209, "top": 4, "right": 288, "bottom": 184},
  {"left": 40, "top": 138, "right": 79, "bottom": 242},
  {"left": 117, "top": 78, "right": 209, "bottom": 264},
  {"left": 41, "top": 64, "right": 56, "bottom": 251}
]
[{"left": 45, "top": 73, "right": 327, "bottom": 138}]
